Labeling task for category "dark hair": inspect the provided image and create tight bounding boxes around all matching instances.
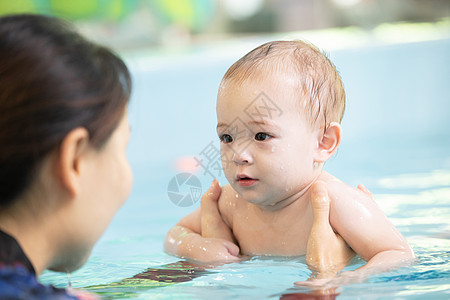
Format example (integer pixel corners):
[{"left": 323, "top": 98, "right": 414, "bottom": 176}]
[{"left": 0, "top": 14, "right": 132, "bottom": 206}]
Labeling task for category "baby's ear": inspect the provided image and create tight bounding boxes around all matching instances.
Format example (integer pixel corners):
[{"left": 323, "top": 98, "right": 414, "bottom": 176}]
[{"left": 314, "top": 122, "right": 342, "bottom": 163}]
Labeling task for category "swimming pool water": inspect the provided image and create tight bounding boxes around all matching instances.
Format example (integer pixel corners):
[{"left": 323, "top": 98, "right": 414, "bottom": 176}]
[{"left": 40, "top": 27, "right": 450, "bottom": 299}]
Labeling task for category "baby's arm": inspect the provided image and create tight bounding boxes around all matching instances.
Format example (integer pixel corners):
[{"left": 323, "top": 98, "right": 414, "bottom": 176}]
[
  {"left": 164, "top": 181, "right": 239, "bottom": 263},
  {"left": 328, "top": 179, "right": 415, "bottom": 273}
]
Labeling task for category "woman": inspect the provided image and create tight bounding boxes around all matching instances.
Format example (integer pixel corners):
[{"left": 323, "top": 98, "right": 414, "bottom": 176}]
[{"left": 0, "top": 14, "right": 132, "bottom": 298}]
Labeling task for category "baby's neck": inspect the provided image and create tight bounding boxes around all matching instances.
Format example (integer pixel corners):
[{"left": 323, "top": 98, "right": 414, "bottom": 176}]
[{"left": 255, "top": 172, "right": 322, "bottom": 212}]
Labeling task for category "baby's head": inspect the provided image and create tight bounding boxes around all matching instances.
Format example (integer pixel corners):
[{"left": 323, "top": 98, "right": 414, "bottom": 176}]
[
  {"left": 216, "top": 40, "right": 346, "bottom": 208},
  {"left": 219, "top": 40, "right": 345, "bottom": 131}
]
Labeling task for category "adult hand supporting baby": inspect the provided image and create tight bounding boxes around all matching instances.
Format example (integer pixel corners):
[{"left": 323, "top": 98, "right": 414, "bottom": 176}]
[
  {"left": 200, "top": 180, "right": 240, "bottom": 262},
  {"left": 297, "top": 181, "right": 355, "bottom": 286},
  {"left": 296, "top": 181, "right": 414, "bottom": 291},
  {"left": 201, "top": 180, "right": 236, "bottom": 243}
]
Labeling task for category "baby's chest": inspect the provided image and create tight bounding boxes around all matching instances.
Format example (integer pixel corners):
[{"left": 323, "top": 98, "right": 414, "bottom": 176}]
[{"left": 232, "top": 212, "right": 313, "bottom": 256}]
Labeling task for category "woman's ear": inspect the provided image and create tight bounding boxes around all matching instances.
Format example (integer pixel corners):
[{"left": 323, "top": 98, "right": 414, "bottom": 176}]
[
  {"left": 57, "top": 128, "right": 90, "bottom": 197},
  {"left": 314, "top": 122, "right": 342, "bottom": 163}
]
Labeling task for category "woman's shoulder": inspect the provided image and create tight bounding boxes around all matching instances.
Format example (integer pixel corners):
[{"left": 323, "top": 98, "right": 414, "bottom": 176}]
[{"left": 0, "top": 264, "right": 81, "bottom": 299}]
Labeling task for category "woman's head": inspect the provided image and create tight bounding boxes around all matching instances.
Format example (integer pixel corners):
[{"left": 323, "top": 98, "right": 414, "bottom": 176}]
[
  {"left": 0, "top": 14, "right": 133, "bottom": 273},
  {"left": 0, "top": 14, "right": 131, "bottom": 207}
]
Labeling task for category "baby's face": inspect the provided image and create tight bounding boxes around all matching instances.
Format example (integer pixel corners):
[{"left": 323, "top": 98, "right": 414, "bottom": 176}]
[{"left": 216, "top": 76, "right": 322, "bottom": 209}]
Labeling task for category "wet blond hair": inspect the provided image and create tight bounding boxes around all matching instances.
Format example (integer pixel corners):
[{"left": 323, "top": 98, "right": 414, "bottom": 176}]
[{"left": 221, "top": 40, "right": 345, "bottom": 130}]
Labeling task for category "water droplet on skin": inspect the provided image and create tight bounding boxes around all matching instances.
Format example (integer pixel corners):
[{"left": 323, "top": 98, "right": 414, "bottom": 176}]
[
  {"left": 235, "top": 194, "right": 239, "bottom": 198},
  {"left": 271, "top": 146, "right": 276, "bottom": 153}
]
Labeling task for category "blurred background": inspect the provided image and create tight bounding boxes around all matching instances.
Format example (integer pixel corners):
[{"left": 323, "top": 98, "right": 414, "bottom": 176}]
[
  {"left": 1, "top": 0, "right": 449, "bottom": 51},
  {"left": 1, "top": 0, "right": 449, "bottom": 200},
  {"left": 2, "top": 0, "right": 449, "bottom": 188}
]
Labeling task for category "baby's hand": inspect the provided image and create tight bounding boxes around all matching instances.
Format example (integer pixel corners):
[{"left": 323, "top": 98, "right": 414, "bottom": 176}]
[{"left": 181, "top": 234, "right": 240, "bottom": 263}]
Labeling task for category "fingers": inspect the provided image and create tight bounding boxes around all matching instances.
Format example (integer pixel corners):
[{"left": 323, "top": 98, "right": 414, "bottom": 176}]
[
  {"left": 223, "top": 240, "right": 240, "bottom": 257},
  {"left": 212, "top": 241, "right": 240, "bottom": 262},
  {"left": 200, "top": 238, "right": 240, "bottom": 263},
  {"left": 357, "top": 184, "right": 373, "bottom": 198},
  {"left": 201, "top": 180, "right": 235, "bottom": 241},
  {"left": 310, "top": 180, "right": 330, "bottom": 227},
  {"left": 306, "top": 181, "right": 355, "bottom": 279},
  {"left": 201, "top": 179, "right": 221, "bottom": 204},
  {"left": 307, "top": 181, "right": 334, "bottom": 272},
  {"left": 201, "top": 180, "right": 222, "bottom": 226}
]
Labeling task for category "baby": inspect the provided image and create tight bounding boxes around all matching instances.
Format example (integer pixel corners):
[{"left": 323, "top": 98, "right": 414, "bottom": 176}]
[{"left": 165, "top": 41, "right": 415, "bottom": 276}]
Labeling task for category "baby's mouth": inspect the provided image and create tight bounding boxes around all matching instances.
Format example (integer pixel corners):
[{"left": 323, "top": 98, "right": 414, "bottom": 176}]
[{"left": 236, "top": 174, "right": 258, "bottom": 187}]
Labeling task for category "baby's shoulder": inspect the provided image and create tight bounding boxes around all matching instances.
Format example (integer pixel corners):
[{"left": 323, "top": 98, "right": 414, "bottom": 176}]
[
  {"left": 317, "top": 171, "right": 347, "bottom": 191},
  {"left": 318, "top": 172, "right": 372, "bottom": 204}
]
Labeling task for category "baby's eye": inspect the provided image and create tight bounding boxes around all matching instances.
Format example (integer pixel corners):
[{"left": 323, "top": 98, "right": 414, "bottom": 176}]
[
  {"left": 220, "top": 134, "right": 233, "bottom": 143},
  {"left": 254, "top": 132, "right": 272, "bottom": 141}
]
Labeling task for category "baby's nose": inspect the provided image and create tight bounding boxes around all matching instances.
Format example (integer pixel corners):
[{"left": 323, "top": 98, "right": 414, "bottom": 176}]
[{"left": 232, "top": 150, "right": 253, "bottom": 165}]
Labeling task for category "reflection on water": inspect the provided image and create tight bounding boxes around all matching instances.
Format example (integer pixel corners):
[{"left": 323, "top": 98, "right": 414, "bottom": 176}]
[{"left": 85, "top": 261, "right": 211, "bottom": 299}]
